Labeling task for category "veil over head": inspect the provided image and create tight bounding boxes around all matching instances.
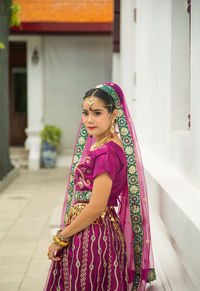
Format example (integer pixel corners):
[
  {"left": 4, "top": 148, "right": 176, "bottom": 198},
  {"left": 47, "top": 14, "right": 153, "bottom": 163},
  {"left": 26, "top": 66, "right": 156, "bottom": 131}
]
[{"left": 60, "top": 82, "right": 156, "bottom": 290}]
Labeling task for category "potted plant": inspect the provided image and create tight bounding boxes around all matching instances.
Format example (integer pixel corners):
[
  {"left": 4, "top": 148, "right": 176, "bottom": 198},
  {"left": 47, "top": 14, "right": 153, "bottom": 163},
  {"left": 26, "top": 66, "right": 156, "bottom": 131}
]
[{"left": 40, "top": 125, "right": 62, "bottom": 168}]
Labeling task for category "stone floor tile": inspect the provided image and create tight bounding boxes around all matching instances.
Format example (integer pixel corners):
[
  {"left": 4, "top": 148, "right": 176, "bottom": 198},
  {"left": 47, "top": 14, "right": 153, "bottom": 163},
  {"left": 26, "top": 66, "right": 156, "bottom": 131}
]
[
  {"left": 0, "top": 264, "right": 27, "bottom": 274},
  {"left": 19, "top": 279, "right": 46, "bottom": 291},
  {"left": 0, "top": 246, "right": 34, "bottom": 257},
  {"left": 0, "top": 168, "right": 68, "bottom": 290},
  {"left": 0, "top": 272, "right": 23, "bottom": 283},
  {"left": 0, "top": 256, "right": 30, "bottom": 265},
  {"left": 0, "top": 283, "right": 18, "bottom": 291}
]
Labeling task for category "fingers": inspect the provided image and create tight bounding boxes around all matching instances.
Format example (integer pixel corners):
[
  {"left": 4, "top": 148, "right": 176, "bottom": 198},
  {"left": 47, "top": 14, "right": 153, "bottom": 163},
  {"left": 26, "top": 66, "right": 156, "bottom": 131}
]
[
  {"left": 47, "top": 244, "right": 62, "bottom": 261},
  {"left": 48, "top": 250, "right": 62, "bottom": 261},
  {"left": 50, "top": 255, "right": 62, "bottom": 262}
]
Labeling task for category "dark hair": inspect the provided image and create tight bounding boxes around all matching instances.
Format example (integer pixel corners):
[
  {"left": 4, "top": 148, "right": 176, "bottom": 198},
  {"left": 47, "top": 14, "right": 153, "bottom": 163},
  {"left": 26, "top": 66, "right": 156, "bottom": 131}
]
[{"left": 83, "top": 88, "right": 116, "bottom": 113}]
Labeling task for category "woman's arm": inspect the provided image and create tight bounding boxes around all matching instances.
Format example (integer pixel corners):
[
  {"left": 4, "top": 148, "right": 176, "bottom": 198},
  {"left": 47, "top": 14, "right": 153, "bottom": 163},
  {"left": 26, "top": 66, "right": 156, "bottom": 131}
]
[{"left": 59, "top": 172, "right": 113, "bottom": 239}]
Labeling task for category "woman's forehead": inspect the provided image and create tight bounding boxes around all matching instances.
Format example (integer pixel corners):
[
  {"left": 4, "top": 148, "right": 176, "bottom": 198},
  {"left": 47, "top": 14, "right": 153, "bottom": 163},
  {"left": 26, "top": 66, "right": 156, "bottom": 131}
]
[{"left": 82, "top": 97, "right": 106, "bottom": 110}]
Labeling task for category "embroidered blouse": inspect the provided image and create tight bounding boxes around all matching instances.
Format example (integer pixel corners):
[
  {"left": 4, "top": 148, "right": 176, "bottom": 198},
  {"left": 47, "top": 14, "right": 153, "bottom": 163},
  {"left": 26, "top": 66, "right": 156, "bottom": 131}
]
[{"left": 74, "top": 141, "right": 127, "bottom": 206}]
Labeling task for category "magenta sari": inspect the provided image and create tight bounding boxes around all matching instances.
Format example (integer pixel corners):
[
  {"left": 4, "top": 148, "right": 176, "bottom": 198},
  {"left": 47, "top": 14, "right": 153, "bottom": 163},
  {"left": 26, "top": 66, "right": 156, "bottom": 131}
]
[{"left": 44, "top": 82, "right": 156, "bottom": 291}]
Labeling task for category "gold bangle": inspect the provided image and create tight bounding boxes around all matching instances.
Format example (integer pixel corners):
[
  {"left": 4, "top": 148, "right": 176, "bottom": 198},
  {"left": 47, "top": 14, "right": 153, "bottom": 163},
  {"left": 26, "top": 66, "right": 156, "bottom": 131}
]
[
  {"left": 54, "top": 235, "right": 68, "bottom": 247},
  {"left": 56, "top": 229, "right": 73, "bottom": 243},
  {"left": 53, "top": 235, "right": 69, "bottom": 247},
  {"left": 53, "top": 240, "right": 63, "bottom": 247}
]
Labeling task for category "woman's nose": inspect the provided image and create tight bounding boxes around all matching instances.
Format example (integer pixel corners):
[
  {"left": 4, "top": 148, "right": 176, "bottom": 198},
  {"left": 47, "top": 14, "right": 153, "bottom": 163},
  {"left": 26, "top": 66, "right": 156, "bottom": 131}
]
[{"left": 87, "top": 113, "right": 93, "bottom": 122}]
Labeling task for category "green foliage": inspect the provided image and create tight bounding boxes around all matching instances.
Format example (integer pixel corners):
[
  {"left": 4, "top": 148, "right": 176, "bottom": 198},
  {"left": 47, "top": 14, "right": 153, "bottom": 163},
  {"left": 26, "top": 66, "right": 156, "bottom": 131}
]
[
  {"left": 0, "top": 43, "right": 5, "bottom": 49},
  {"left": 40, "top": 125, "right": 62, "bottom": 147},
  {"left": 0, "top": 2, "right": 21, "bottom": 49},
  {"left": 10, "top": 3, "right": 21, "bottom": 27}
]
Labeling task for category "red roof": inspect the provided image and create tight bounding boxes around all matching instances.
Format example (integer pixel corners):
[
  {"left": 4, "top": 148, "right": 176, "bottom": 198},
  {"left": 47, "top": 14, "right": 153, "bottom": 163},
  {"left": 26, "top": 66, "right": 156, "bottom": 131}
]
[
  {"left": 12, "top": 0, "right": 113, "bottom": 33},
  {"left": 14, "top": 0, "right": 113, "bottom": 22}
]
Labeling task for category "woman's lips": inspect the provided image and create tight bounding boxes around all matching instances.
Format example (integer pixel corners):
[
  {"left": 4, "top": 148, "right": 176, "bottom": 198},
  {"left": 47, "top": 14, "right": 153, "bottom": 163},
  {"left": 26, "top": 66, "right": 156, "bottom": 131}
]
[{"left": 87, "top": 126, "right": 96, "bottom": 130}]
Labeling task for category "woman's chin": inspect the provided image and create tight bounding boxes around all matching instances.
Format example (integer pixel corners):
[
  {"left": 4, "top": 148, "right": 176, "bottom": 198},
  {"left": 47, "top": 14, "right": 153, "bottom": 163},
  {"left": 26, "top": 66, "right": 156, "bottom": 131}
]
[
  {"left": 87, "top": 131, "right": 96, "bottom": 136},
  {"left": 87, "top": 129, "right": 98, "bottom": 135}
]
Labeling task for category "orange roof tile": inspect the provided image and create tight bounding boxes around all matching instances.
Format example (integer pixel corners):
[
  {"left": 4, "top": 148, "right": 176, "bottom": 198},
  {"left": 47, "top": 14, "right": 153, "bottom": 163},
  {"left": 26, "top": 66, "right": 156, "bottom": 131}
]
[{"left": 14, "top": 0, "right": 113, "bottom": 23}]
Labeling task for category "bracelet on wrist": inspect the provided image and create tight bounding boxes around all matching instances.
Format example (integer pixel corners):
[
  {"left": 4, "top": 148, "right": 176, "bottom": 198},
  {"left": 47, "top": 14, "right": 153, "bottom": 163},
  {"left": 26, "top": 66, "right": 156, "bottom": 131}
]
[
  {"left": 52, "top": 235, "right": 69, "bottom": 247},
  {"left": 56, "top": 229, "right": 72, "bottom": 244}
]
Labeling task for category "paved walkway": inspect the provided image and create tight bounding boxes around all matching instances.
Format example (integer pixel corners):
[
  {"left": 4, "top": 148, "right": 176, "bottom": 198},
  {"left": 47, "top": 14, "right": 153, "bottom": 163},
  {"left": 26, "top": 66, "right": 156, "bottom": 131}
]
[
  {"left": 0, "top": 168, "right": 68, "bottom": 291},
  {"left": 0, "top": 168, "right": 165, "bottom": 291}
]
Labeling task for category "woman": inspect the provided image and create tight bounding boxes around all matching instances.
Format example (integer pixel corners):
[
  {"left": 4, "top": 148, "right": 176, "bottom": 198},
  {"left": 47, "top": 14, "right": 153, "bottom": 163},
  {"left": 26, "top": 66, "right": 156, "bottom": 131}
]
[{"left": 44, "top": 82, "right": 156, "bottom": 291}]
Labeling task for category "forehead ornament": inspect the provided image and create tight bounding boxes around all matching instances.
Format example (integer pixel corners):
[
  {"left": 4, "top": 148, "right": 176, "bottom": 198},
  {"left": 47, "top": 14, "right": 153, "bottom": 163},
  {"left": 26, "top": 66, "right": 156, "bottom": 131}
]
[
  {"left": 85, "top": 87, "right": 114, "bottom": 110},
  {"left": 87, "top": 96, "right": 95, "bottom": 106},
  {"left": 86, "top": 89, "right": 98, "bottom": 106}
]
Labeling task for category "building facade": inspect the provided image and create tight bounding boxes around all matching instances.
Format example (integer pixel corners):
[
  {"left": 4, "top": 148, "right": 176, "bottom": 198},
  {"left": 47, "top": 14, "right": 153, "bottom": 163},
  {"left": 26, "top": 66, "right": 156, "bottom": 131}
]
[
  {"left": 9, "top": 0, "right": 113, "bottom": 169},
  {"left": 113, "top": 0, "right": 200, "bottom": 290}
]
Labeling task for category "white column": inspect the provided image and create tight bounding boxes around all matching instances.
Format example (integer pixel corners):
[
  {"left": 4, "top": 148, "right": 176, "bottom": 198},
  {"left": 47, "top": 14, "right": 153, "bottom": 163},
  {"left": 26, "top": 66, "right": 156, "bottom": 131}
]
[
  {"left": 25, "top": 36, "right": 44, "bottom": 170},
  {"left": 119, "top": 0, "right": 137, "bottom": 123}
]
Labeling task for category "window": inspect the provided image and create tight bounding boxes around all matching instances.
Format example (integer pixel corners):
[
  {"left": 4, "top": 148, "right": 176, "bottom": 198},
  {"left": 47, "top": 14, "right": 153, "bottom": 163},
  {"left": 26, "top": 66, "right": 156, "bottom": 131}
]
[{"left": 12, "top": 67, "right": 27, "bottom": 114}]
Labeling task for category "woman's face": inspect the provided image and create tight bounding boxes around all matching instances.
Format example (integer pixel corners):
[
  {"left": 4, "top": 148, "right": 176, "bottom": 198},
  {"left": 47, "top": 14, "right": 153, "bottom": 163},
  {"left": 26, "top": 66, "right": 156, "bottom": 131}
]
[{"left": 82, "top": 97, "right": 114, "bottom": 138}]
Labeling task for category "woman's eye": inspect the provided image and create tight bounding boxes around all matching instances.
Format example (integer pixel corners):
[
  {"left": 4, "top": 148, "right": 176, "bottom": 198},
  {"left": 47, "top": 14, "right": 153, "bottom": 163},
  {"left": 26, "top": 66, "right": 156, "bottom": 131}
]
[
  {"left": 82, "top": 112, "right": 88, "bottom": 116},
  {"left": 94, "top": 112, "right": 101, "bottom": 116}
]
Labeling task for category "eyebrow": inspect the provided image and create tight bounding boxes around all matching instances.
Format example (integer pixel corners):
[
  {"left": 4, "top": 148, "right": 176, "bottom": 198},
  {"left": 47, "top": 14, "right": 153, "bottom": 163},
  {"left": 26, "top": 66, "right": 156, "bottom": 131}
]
[{"left": 82, "top": 108, "right": 104, "bottom": 112}]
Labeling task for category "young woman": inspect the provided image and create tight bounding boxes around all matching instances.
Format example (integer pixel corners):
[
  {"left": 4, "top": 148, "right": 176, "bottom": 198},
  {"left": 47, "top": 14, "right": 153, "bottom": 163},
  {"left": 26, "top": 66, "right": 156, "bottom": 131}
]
[{"left": 44, "top": 82, "right": 156, "bottom": 291}]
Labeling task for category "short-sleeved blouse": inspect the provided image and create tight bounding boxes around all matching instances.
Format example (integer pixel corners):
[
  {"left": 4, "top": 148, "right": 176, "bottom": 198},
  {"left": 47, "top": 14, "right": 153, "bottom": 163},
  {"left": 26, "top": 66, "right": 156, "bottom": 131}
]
[{"left": 74, "top": 141, "right": 127, "bottom": 206}]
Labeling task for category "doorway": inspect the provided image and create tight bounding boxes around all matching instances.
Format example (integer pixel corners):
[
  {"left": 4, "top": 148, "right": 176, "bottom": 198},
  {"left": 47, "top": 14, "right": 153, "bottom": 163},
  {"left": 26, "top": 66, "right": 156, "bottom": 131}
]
[{"left": 9, "top": 41, "right": 27, "bottom": 146}]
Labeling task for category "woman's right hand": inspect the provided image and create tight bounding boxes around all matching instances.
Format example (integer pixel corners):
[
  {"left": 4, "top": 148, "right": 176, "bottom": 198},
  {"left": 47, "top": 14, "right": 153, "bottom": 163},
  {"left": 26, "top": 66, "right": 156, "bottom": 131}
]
[{"left": 47, "top": 242, "right": 63, "bottom": 262}]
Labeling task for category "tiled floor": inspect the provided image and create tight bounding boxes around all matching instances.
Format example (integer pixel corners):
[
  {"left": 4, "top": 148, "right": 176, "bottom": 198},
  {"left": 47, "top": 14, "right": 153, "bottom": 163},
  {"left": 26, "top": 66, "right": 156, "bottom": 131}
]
[
  {"left": 0, "top": 168, "right": 68, "bottom": 291},
  {"left": 0, "top": 167, "right": 165, "bottom": 291}
]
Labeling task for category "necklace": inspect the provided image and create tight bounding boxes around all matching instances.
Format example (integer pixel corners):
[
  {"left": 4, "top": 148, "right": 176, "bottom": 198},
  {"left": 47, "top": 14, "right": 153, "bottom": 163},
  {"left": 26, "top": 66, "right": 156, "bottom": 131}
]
[{"left": 90, "top": 135, "right": 112, "bottom": 151}]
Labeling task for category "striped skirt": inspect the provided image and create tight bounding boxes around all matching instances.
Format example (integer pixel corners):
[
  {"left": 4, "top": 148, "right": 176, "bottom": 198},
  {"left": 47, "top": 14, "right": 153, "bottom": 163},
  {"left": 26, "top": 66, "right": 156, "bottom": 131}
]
[{"left": 44, "top": 202, "right": 129, "bottom": 291}]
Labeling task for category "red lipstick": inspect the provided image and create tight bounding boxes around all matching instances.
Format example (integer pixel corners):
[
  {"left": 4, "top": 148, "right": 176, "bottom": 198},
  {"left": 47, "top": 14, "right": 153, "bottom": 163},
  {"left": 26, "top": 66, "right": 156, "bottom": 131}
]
[{"left": 88, "top": 126, "right": 96, "bottom": 130}]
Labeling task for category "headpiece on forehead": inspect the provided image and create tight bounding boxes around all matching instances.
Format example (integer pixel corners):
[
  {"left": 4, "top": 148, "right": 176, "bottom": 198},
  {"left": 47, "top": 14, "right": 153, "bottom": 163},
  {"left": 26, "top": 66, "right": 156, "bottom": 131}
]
[
  {"left": 59, "top": 82, "right": 156, "bottom": 290},
  {"left": 85, "top": 89, "right": 97, "bottom": 106},
  {"left": 84, "top": 87, "right": 115, "bottom": 111}
]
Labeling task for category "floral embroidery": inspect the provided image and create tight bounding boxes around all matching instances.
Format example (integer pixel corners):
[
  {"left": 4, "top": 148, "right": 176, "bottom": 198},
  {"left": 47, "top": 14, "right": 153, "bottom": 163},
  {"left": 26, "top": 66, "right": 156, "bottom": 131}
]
[
  {"left": 119, "top": 118, "right": 126, "bottom": 125},
  {"left": 130, "top": 185, "right": 138, "bottom": 193},
  {"left": 76, "top": 146, "right": 82, "bottom": 154},
  {"left": 80, "top": 228, "right": 90, "bottom": 290},
  {"left": 129, "top": 165, "right": 136, "bottom": 174},
  {"left": 123, "top": 137, "right": 131, "bottom": 144},
  {"left": 64, "top": 122, "right": 88, "bottom": 219},
  {"left": 121, "top": 127, "right": 128, "bottom": 136},
  {"left": 117, "top": 109, "right": 123, "bottom": 117},
  {"left": 75, "top": 190, "right": 92, "bottom": 202},
  {"left": 125, "top": 146, "right": 133, "bottom": 155},
  {"left": 78, "top": 137, "right": 85, "bottom": 145},
  {"left": 85, "top": 156, "right": 91, "bottom": 164},
  {"left": 81, "top": 128, "right": 87, "bottom": 136},
  {"left": 75, "top": 167, "right": 91, "bottom": 187},
  {"left": 99, "top": 84, "right": 144, "bottom": 290},
  {"left": 73, "top": 155, "right": 79, "bottom": 163},
  {"left": 77, "top": 181, "right": 84, "bottom": 189},
  {"left": 128, "top": 156, "right": 134, "bottom": 164},
  {"left": 129, "top": 176, "right": 137, "bottom": 183}
]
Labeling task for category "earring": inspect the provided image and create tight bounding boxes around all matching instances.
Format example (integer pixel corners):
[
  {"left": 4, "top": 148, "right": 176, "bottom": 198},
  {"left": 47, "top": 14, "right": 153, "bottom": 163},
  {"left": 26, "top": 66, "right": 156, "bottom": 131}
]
[{"left": 110, "top": 120, "right": 115, "bottom": 138}]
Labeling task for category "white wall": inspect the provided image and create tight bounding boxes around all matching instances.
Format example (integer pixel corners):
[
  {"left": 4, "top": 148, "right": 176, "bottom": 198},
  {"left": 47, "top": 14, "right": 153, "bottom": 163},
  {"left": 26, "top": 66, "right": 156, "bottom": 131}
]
[
  {"left": 116, "top": 0, "right": 200, "bottom": 290},
  {"left": 135, "top": 0, "right": 200, "bottom": 187},
  {"left": 43, "top": 35, "right": 112, "bottom": 159},
  {"left": 119, "top": 0, "right": 137, "bottom": 122}
]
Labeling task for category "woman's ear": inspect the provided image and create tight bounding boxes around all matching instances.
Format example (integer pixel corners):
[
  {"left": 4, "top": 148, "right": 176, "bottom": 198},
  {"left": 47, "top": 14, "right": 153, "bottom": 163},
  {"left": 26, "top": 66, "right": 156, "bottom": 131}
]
[{"left": 113, "top": 109, "right": 118, "bottom": 121}]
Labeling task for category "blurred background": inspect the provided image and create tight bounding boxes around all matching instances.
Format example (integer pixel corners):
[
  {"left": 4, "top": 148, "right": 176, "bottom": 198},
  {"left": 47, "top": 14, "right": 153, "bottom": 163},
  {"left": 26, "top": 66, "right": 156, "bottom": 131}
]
[{"left": 0, "top": 0, "right": 200, "bottom": 290}]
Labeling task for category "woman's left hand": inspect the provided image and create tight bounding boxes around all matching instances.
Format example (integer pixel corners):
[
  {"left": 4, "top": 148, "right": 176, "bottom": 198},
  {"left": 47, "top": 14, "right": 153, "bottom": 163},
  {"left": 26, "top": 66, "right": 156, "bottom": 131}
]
[{"left": 47, "top": 242, "right": 63, "bottom": 261}]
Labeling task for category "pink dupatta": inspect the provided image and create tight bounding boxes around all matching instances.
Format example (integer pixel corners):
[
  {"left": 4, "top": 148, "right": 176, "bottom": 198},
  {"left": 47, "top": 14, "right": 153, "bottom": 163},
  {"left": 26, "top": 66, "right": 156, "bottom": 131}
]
[{"left": 60, "top": 82, "right": 156, "bottom": 290}]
